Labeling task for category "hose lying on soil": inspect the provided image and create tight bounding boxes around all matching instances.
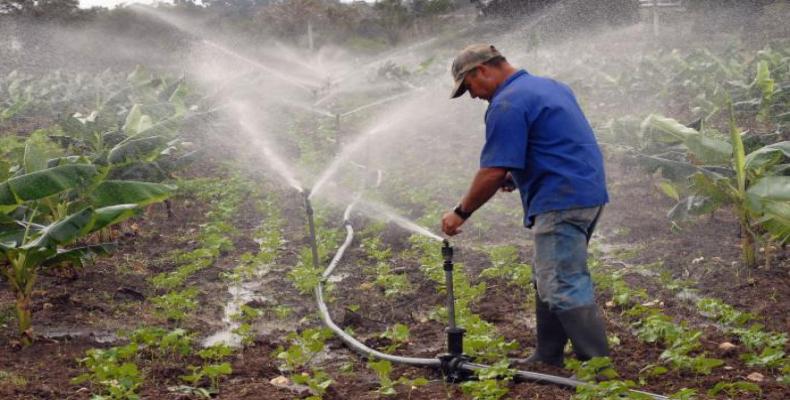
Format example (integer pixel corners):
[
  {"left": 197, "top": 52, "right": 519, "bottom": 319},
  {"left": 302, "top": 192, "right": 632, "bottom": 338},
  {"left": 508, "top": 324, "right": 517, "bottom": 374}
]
[{"left": 311, "top": 193, "right": 668, "bottom": 400}]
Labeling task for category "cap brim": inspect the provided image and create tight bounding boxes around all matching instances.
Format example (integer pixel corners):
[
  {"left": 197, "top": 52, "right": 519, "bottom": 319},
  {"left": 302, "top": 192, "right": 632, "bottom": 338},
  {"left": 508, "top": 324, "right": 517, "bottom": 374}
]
[{"left": 450, "top": 78, "right": 467, "bottom": 99}]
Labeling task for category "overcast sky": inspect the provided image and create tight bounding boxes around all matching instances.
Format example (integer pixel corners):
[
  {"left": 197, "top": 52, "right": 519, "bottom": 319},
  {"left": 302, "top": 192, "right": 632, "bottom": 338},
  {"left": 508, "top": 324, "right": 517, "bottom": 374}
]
[{"left": 78, "top": 0, "right": 369, "bottom": 9}]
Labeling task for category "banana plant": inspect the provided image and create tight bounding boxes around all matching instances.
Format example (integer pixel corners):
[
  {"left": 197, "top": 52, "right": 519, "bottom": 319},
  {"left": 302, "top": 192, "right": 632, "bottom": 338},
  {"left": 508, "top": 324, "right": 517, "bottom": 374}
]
[
  {"left": 640, "top": 112, "right": 790, "bottom": 268},
  {"left": 0, "top": 139, "right": 174, "bottom": 344}
]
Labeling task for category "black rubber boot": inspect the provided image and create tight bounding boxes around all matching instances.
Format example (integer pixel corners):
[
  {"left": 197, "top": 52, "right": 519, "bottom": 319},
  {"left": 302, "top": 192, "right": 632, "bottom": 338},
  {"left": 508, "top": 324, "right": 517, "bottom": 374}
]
[
  {"left": 556, "top": 304, "right": 609, "bottom": 361},
  {"left": 515, "top": 296, "right": 568, "bottom": 367}
]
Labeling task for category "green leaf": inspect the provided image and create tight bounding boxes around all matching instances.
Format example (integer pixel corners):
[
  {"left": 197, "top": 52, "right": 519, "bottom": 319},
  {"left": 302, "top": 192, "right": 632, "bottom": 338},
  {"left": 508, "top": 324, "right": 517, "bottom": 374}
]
[
  {"left": 729, "top": 106, "right": 747, "bottom": 194},
  {"left": 167, "top": 82, "right": 189, "bottom": 116},
  {"left": 91, "top": 204, "right": 139, "bottom": 232},
  {"left": 42, "top": 243, "right": 116, "bottom": 267},
  {"left": 91, "top": 180, "right": 174, "bottom": 208},
  {"left": 684, "top": 134, "right": 732, "bottom": 165},
  {"left": 754, "top": 200, "right": 790, "bottom": 244},
  {"left": 23, "top": 208, "right": 94, "bottom": 249},
  {"left": 746, "top": 176, "right": 790, "bottom": 213},
  {"left": 657, "top": 181, "right": 680, "bottom": 201},
  {"left": 668, "top": 196, "right": 717, "bottom": 220},
  {"left": 123, "top": 104, "right": 149, "bottom": 136},
  {"left": 752, "top": 60, "right": 774, "bottom": 103},
  {"left": 0, "top": 164, "right": 97, "bottom": 206},
  {"left": 23, "top": 140, "right": 48, "bottom": 174},
  {"left": 745, "top": 141, "right": 790, "bottom": 174},
  {"left": 108, "top": 136, "right": 166, "bottom": 164},
  {"left": 641, "top": 114, "right": 732, "bottom": 164}
]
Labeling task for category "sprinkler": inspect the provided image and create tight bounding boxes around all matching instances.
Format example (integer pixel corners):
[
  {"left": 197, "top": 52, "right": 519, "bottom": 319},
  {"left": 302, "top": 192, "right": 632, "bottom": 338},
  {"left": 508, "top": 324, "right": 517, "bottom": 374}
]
[
  {"left": 438, "top": 239, "right": 472, "bottom": 382},
  {"left": 303, "top": 189, "right": 320, "bottom": 270},
  {"left": 307, "top": 190, "right": 668, "bottom": 398}
]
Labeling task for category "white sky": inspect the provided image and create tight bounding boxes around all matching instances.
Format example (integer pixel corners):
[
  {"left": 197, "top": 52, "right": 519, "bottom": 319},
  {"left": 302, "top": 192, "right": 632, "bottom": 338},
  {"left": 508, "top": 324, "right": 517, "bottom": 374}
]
[
  {"left": 78, "top": 0, "right": 369, "bottom": 9},
  {"left": 79, "top": 0, "right": 171, "bottom": 9}
]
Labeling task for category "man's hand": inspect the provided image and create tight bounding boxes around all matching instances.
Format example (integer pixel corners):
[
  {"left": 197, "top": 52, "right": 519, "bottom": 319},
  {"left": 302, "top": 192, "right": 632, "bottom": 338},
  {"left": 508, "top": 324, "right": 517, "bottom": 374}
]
[
  {"left": 500, "top": 172, "right": 516, "bottom": 192},
  {"left": 442, "top": 211, "right": 465, "bottom": 236}
]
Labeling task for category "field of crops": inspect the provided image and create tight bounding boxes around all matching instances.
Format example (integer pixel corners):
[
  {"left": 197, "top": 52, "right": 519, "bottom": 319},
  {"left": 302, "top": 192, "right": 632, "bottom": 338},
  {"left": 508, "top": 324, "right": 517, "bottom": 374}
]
[{"left": 1, "top": 4, "right": 789, "bottom": 400}]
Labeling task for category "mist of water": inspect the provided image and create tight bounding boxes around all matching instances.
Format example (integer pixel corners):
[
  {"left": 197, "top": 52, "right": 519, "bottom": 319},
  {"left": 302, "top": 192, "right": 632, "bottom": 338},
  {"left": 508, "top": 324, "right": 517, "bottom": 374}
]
[
  {"left": 356, "top": 197, "right": 443, "bottom": 242},
  {"left": 230, "top": 102, "right": 304, "bottom": 192}
]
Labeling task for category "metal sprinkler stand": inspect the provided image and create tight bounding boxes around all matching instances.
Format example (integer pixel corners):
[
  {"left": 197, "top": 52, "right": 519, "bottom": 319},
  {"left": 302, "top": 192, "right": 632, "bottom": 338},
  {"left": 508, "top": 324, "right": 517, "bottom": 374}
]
[
  {"left": 438, "top": 239, "right": 472, "bottom": 382},
  {"left": 303, "top": 189, "right": 321, "bottom": 270}
]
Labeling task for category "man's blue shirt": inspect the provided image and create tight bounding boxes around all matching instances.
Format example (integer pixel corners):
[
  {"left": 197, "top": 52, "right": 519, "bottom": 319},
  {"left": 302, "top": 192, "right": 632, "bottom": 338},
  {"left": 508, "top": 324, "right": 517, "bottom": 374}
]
[{"left": 480, "top": 69, "right": 608, "bottom": 227}]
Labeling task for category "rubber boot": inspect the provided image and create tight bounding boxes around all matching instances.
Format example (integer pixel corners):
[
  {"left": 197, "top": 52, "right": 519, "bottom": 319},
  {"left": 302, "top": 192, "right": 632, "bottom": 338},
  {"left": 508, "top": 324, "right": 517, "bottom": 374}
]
[
  {"left": 514, "top": 297, "right": 567, "bottom": 367},
  {"left": 556, "top": 304, "right": 609, "bottom": 361}
]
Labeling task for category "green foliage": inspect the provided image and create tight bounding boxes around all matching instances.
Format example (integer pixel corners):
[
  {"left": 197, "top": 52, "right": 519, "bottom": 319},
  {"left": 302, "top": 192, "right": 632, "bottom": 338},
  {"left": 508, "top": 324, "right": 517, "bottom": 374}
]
[
  {"left": 151, "top": 177, "right": 249, "bottom": 290},
  {"left": 480, "top": 245, "right": 533, "bottom": 289},
  {"left": 288, "top": 247, "right": 323, "bottom": 294},
  {"left": 126, "top": 327, "right": 193, "bottom": 359},
  {"left": 460, "top": 360, "right": 513, "bottom": 400},
  {"left": 566, "top": 358, "right": 651, "bottom": 400},
  {"left": 292, "top": 370, "right": 333, "bottom": 400},
  {"left": 274, "top": 328, "right": 333, "bottom": 372},
  {"left": 633, "top": 314, "right": 685, "bottom": 345},
  {"left": 707, "top": 381, "right": 761, "bottom": 397},
  {"left": 72, "top": 343, "right": 142, "bottom": 400},
  {"left": 151, "top": 288, "right": 198, "bottom": 322},
  {"left": 668, "top": 388, "right": 697, "bottom": 400},
  {"left": 731, "top": 323, "right": 787, "bottom": 351},
  {"left": 180, "top": 362, "right": 232, "bottom": 393},
  {"left": 741, "top": 346, "right": 786, "bottom": 369},
  {"left": 368, "top": 359, "right": 397, "bottom": 396},
  {"left": 379, "top": 323, "right": 410, "bottom": 352},
  {"left": 697, "top": 299, "right": 755, "bottom": 326},
  {"left": 566, "top": 357, "right": 620, "bottom": 383}
]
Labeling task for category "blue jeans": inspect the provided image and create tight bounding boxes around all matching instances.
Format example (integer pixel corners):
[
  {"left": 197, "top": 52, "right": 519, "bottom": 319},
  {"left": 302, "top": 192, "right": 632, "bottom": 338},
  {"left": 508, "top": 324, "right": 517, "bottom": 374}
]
[{"left": 532, "top": 206, "right": 603, "bottom": 312}]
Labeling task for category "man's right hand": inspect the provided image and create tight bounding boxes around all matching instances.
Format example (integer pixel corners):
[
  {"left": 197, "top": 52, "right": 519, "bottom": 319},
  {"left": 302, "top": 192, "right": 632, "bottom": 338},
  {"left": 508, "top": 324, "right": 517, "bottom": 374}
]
[{"left": 441, "top": 211, "right": 465, "bottom": 236}]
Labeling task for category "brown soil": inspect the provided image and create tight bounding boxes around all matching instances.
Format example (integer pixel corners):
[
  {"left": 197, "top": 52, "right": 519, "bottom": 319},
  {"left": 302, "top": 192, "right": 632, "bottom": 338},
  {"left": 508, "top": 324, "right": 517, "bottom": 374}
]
[{"left": 0, "top": 150, "right": 788, "bottom": 400}]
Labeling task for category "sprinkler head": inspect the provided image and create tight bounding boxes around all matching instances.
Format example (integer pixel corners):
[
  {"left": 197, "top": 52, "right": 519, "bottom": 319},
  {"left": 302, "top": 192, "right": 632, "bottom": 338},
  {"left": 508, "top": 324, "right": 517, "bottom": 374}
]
[{"left": 303, "top": 188, "right": 314, "bottom": 215}]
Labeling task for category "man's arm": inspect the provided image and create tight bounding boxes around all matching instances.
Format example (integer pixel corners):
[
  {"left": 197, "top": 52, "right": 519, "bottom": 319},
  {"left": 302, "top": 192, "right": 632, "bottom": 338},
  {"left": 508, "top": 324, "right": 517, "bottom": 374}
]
[{"left": 442, "top": 167, "right": 509, "bottom": 236}]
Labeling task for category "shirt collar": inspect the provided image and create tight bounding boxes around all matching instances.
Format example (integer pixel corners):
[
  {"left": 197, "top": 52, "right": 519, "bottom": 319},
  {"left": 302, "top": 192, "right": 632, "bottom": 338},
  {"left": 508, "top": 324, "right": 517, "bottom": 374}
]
[{"left": 491, "top": 69, "right": 528, "bottom": 102}]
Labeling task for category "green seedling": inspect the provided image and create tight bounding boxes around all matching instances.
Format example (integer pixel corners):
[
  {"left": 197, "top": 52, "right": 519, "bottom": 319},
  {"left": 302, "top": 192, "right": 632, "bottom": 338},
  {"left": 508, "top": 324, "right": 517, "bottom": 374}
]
[{"left": 707, "top": 381, "right": 761, "bottom": 397}]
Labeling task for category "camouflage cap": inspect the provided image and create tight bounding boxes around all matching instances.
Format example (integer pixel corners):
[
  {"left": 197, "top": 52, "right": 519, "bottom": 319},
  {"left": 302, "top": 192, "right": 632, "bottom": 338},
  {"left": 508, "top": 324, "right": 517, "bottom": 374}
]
[{"left": 450, "top": 44, "right": 502, "bottom": 99}]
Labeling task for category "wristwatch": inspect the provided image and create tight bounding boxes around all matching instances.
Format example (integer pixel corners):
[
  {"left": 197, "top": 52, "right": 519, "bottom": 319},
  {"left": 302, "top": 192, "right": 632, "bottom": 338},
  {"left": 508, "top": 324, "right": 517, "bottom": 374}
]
[{"left": 453, "top": 204, "right": 473, "bottom": 220}]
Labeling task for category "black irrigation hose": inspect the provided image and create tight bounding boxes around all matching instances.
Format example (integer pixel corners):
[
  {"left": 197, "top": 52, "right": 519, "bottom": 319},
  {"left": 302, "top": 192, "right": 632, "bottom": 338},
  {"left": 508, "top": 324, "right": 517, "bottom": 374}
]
[{"left": 310, "top": 195, "right": 669, "bottom": 400}]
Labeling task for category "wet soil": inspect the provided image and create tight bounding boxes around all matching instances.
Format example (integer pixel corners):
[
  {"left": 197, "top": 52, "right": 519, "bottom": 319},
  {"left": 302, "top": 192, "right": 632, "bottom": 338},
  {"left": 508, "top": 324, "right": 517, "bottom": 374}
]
[{"left": 0, "top": 149, "right": 788, "bottom": 399}]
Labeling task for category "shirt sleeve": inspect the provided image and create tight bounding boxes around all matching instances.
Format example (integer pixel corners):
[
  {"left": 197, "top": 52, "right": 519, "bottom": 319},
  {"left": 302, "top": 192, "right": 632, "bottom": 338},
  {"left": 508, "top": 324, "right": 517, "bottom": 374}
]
[{"left": 480, "top": 99, "right": 528, "bottom": 170}]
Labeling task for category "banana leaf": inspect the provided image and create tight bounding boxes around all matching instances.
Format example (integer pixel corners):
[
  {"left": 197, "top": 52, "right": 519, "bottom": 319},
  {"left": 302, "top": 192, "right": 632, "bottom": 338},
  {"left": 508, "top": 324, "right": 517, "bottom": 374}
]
[
  {"left": 641, "top": 114, "right": 732, "bottom": 164},
  {"left": 46, "top": 156, "right": 90, "bottom": 168},
  {"left": 0, "top": 164, "right": 98, "bottom": 206},
  {"left": 754, "top": 201, "right": 790, "bottom": 245},
  {"left": 21, "top": 204, "right": 137, "bottom": 250},
  {"left": 23, "top": 140, "right": 48, "bottom": 174},
  {"left": 689, "top": 172, "right": 733, "bottom": 206},
  {"left": 752, "top": 60, "right": 775, "bottom": 103},
  {"left": 91, "top": 204, "right": 138, "bottom": 232},
  {"left": 42, "top": 243, "right": 116, "bottom": 268},
  {"left": 123, "top": 104, "right": 153, "bottom": 136},
  {"left": 107, "top": 136, "right": 166, "bottom": 164},
  {"left": 668, "top": 195, "right": 717, "bottom": 220},
  {"left": 23, "top": 208, "right": 94, "bottom": 249},
  {"left": 108, "top": 161, "right": 168, "bottom": 182},
  {"left": 0, "top": 160, "right": 10, "bottom": 181},
  {"left": 91, "top": 180, "right": 174, "bottom": 208},
  {"left": 744, "top": 141, "right": 790, "bottom": 174},
  {"left": 746, "top": 176, "right": 790, "bottom": 213},
  {"left": 636, "top": 154, "right": 698, "bottom": 181}
]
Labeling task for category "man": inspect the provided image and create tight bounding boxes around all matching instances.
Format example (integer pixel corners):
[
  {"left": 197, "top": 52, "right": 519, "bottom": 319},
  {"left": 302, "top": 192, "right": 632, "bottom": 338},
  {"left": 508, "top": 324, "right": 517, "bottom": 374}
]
[{"left": 441, "top": 44, "right": 609, "bottom": 366}]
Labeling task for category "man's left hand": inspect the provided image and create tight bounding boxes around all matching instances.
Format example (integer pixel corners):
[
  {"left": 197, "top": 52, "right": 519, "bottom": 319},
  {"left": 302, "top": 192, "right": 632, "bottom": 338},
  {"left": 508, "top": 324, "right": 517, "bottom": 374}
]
[{"left": 441, "top": 211, "right": 465, "bottom": 236}]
